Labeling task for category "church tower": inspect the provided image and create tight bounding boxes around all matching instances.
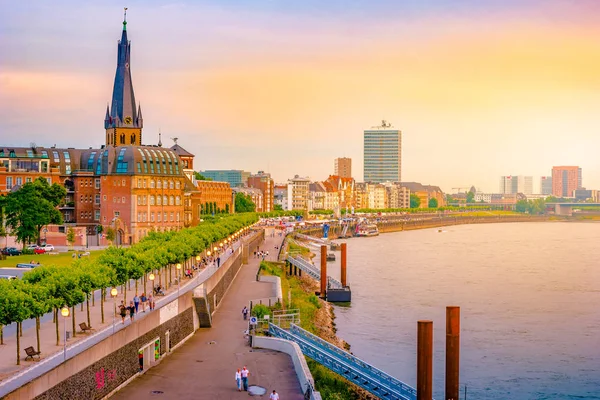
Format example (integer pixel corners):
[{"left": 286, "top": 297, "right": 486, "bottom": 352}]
[{"left": 104, "top": 9, "right": 143, "bottom": 147}]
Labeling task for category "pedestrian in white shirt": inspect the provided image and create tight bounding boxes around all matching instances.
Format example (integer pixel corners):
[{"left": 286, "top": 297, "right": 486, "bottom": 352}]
[
  {"left": 241, "top": 366, "right": 250, "bottom": 391},
  {"left": 270, "top": 389, "right": 279, "bottom": 400},
  {"left": 235, "top": 369, "right": 242, "bottom": 391}
]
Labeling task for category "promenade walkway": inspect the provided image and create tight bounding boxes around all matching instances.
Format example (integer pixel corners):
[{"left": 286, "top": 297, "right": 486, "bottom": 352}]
[
  {"left": 112, "top": 230, "right": 305, "bottom": 400},
  {"left": 0, "top": 239, "right": 242, "bottom": 391}
]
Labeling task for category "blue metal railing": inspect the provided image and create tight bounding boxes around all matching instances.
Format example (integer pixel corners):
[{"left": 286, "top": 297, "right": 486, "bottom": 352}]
[
  {"left": 270, "top": 323, "right": 417, "bottom": 400},
  {"left": 287, "top": 256, "right": 343, "bottom": 289}
]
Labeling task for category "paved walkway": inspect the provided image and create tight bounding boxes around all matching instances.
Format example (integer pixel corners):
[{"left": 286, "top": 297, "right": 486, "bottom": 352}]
[
  {"left": 0, "top": 241, "right": 241, "bottom": 383},
  {"left": 112, "top": 230, "right": 305, "bottom": 400}
]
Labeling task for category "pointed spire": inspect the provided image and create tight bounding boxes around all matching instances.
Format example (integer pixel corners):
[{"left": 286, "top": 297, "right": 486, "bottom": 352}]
[{"left": 158, "top": 129, "right": 163, "bottom": 147}]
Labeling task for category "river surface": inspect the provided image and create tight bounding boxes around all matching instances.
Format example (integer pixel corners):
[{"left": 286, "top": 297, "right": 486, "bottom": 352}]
[{"left": 329, "top": 222, "right": 600, "bottom": 400}]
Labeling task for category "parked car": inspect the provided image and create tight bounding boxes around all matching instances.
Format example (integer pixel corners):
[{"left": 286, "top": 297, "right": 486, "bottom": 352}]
[
  {"left": 2, "top": 247, "right": 22, "bottom": 256},
  {"left": 34, "top": 247, "right": 46, "bottom": 254},
  {"left": 0, "top": 274, "right": 17, "bottom": 280},
  {"left": 42, "top": 244, "right": 55, "bottom": 252}
]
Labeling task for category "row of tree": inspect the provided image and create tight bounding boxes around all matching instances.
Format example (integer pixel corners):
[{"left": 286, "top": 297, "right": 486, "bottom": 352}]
[
  {"left": 200, "top": 202, "right": 230, "bottom": 215},
  {"left": 0, "top": 213, "right": 258, "bottom": 365}
]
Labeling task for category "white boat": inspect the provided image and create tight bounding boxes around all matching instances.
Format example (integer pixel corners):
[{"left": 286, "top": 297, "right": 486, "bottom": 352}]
[{"left": 355, "top": 224, "right": 379, "bottom": 237}]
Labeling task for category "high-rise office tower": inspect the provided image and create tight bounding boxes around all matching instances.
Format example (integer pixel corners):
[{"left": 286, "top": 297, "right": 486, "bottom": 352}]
[
  {"left": 540, "top": 176, "right": 552, "bottom": 195},
  {"left": 499, "top": 176, "right": 533, "bottom": 194},
  {"left": 363, "top": 120, "right": 401, "bottom": 183},
  {"left": 334, "top": 157, "right": 352, "bottom": 179},
  {"left": 552, "top": 166, "right": 582, "bottom": 197}
]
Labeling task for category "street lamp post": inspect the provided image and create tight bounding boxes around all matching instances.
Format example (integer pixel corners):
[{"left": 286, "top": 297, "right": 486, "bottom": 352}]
[
  {"left": 149, "top": 273, "right": 155, "bottom": 297},
  {"left": 176, "top": 263, "right": 181, "bottom": 297},
  {"left": 110, "top": 288, "right": 118, "bottom": 334},
  {"left": 61, "top": 306, "right": 70, "bottom": 361}
]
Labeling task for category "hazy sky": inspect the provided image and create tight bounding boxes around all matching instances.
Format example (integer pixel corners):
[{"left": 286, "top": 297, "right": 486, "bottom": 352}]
[{"left": 1, "top": 0, "right": 600, "bottom": 192}]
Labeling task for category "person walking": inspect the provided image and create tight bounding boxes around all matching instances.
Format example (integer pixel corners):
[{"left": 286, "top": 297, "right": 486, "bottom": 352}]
[
  {"left": 241, "top": 366, "right": 250, "bottom": 391},
  {"left": 133, "top": 294, "right": 140, "bottom": 313},
  {"left": 235, "top": 369, "right": 242, "bottom": 392},
  {"left": 119, "top": 303, "right": 127, "bottom": 324},
  {"left": 129, "top": 301, "right": 135, "bottom": 321},
  {"left": 269, "top": 390, "right": 279, "bottom": 400},
  {"left": 148, "top": 294, "right": 154, "bottom": 311},
  {"left": 140, "top": 293, "right": 147, "bottom": 312},
  {"left": 242, "top": 306, "right": 248, "bottom": 320}
]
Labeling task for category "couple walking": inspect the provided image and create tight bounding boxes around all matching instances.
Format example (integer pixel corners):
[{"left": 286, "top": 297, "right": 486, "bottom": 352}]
[
  {"left": 235, "top": 366, "right": 250, "bottom": 391},
  {"left": 234, "top": 367, "right": 279, "bottom": 399}
]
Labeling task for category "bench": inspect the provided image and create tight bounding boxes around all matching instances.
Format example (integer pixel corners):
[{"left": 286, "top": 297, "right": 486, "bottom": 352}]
[
  {"left": 25, "top": 346, "right": 41, "bottom": 361},
  {"left": 79, "top": 322, "right": 93, "bottom": 333}
]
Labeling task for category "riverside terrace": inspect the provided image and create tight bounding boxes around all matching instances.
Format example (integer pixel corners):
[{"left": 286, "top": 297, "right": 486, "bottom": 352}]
[{"left": 0, "top": 234, "right": 249, "bottom": 398}]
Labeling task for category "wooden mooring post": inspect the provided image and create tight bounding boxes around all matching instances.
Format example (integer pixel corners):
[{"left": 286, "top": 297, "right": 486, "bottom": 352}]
[
  {"left": 445, "top": 306, "right": 460, "bottom": 400},
  {"left": 340, "top": 242, "right": 347, "bottom": 287},
  {"left": 320, "top": 245, "right": 327, "bottom": 297},
  {"left": 417, "top": 320, "right": 433, "bottom": 400}
]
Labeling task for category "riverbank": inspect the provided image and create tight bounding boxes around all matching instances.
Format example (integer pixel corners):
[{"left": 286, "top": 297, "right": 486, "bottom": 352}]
[{"left": 258, "top": 261, "right": 371, "bottom": 400}]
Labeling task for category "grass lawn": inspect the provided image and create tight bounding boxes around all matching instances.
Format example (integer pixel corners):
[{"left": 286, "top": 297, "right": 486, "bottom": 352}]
[{"left": 0, "top": 250, "right": 104, "bottom": 268}]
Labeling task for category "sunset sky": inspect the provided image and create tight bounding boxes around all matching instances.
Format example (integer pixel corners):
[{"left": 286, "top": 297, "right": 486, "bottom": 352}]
[{"left": 1, "top": 0, "right": 599, "bottom": 192}]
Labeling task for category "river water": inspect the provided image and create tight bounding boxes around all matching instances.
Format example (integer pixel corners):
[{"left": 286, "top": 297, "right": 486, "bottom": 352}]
[{"left": 330, "top": 222, "right": 600, "bottom": 400}]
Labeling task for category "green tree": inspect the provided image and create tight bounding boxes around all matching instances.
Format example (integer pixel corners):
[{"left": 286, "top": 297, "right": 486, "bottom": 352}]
[
  {"left": 428, "top": 198, "right": 438, "bottom": 208},
  {"left": 410, "top": 194, "right": 421, "bottom": 209},
  {"left": 235, "top": 192, "right": 256, "bottom": 213},
  {"left": 466, "top": 192, "right": 475, "bottom": 203},
  {"left": 516, "top": 199, "right": 528, "bottom": 213},
  {"left": 4, "top": 178, "right": 66, "bottom": 246},
  {"left": 66, "top": 227, "right": 76, "bottom": 249},
  {"left": 105, "top": 227, "right": 115, "bottom": 245},
  {"left": 194, "top": 172, "right": 212, "bottom": 181}
]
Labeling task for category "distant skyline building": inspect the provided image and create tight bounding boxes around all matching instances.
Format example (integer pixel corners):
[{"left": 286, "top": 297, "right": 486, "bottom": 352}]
[
  {"left": 363, "top": 120, "right": 401, "bottom": 183},
  {"left": 200, "top": 170, "right": 250, "bottom": 187},
  {"left": 552, "top": 166, "right": 582, "bottom": 197},
  {"left": 247, "top": 171, "right": 274, "bottom": 212},
  {"left": 499, "top": 176, "right": 533, "bottom": 195},
  {"left": 334, "top": 157, "right": 352, "bottom": 179},
  {"left": 540, "top": 176, "right": 552, "bottom": 195}
]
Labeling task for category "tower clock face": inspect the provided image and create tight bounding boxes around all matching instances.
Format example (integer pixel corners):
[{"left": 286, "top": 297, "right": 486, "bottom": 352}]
[{"left": 124, "top": 116, "right": 133, "bottom": 124}]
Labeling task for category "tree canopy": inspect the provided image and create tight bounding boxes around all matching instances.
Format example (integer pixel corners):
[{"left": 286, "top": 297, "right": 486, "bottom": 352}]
[
  {"left": 410, "top": 194, "right": 421, "bottom": 209},
  {"left": 4, "top": 177, "right": 66, "bottom": 246},
  {"left": 235, "top": 192, "right": 256, "bottom": 213}
]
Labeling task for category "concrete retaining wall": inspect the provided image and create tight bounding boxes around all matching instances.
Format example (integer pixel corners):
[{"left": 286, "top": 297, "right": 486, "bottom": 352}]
[
  {"left": 8, "top": 294, "right": 195, "bottom": 400},
  {"left": 252, "top": 336, "right": 322, "bottom": 400}
]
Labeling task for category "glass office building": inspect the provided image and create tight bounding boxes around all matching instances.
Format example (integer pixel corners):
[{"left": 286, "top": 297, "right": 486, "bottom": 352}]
[{"left": 363, "top": 121, "right": 401, "bottom": 183}]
